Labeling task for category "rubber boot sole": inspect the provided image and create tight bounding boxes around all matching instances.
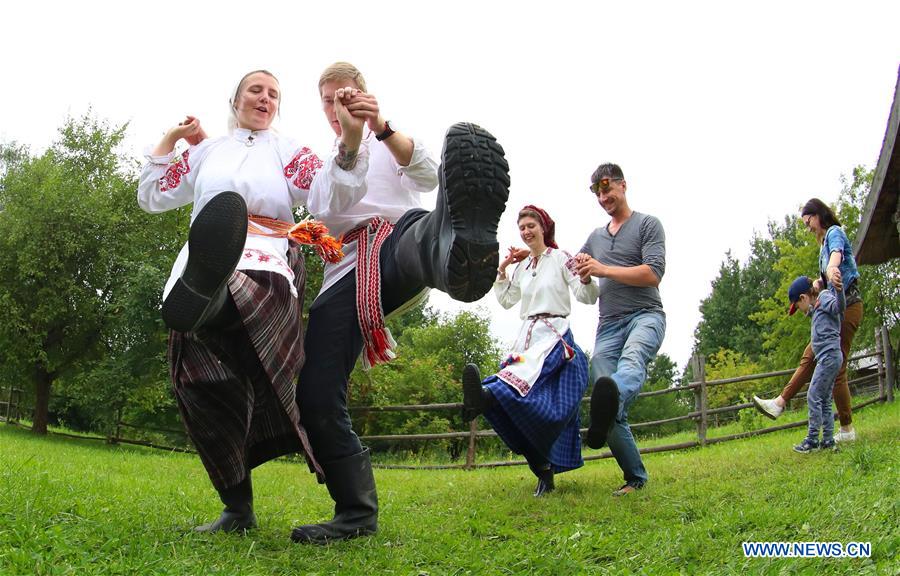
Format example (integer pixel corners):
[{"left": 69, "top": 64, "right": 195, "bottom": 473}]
[
  {"left": 162, "top": 192, "right": 247, "bottom": 333},
  {"left": 290, "top": 523, "right": 376, "bottom": 545},
  {"left": 585, "top": 376, "right": 619, "bottom": 449},
  {"left": 440, "top": 122, "right": 510, "bottom": 302}
]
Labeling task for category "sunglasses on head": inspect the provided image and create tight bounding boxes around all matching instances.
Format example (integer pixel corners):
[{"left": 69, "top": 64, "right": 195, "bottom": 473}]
[{"left": 589, "top": 177, "right": 623, "bottom": 195}]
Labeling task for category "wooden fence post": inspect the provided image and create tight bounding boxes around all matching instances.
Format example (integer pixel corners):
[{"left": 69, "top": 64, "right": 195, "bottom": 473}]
[
  {"left": 882, "top": 325, "right": 895, "bottom": 403},
  {"left": 465, "top": 418, "right": 478, "bottom": 470},
  {"left": 3, "top": 385, "right": 11, "bottom": 422},
  {"left": 875, "top": 328, "right": 886, "bottom": 400},
  {"left": 691, "top": 354, "right": 708, "bottom": 447},
  {"left": 112, "top": 409, "right": 122, "bottom": 445}
]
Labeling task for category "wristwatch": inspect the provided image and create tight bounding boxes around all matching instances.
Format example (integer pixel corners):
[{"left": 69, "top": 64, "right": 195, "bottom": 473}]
[{"left": 375, "top": 120, "right": 395, "bottom": 141}]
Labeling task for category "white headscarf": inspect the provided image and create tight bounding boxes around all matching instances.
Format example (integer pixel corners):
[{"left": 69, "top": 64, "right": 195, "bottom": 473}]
[{"left": 227, "top": 69, "right": 281, "bottom": 134}]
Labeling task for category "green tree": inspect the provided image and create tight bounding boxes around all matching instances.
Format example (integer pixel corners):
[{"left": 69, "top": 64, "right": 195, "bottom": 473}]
[
  {"left": 693, "top": 219, "right": 796, "bottom": 364},
  {"left": 703, "top": 349, "right": 765, "bottom": 410},
  {"left": 751, "top": 217, "right": 819, "bottom": 369},
  {"left": 834, "top": 166, "right": 900, "bottom": 351},
  {"left": 753, "top": 166, "right": 899, "bottom": 367},
  {"left": 625, "top": 353, "right": 693, "bottom": 437},
  {"left": 0, "top": 114, "right": 185, "bottom": 434},
  {"left": 348, "top": 307, "right": 502, "bottom": 458}
]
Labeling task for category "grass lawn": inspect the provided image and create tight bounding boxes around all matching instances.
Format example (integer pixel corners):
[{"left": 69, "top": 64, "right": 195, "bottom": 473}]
[{"left": 1, "top": 400, "right": 897, "bottom": 575}]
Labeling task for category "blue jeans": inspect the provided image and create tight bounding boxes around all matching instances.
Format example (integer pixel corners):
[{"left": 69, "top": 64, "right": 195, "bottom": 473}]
[
  {"left": 590, "top": 309, "right": 666, "bottom": 486},
  {"left": 808, "top": 349, "right": 842, "bottom": 443}
]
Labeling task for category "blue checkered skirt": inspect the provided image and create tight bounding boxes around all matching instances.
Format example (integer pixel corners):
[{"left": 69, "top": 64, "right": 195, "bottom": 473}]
[{"left": 483, "top": 330, "right": 589, "bottom": 472}]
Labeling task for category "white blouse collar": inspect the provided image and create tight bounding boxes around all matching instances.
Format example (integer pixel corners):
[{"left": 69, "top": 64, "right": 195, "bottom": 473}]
[{"left": 232, "top": 128, "right": 272, "bottom": 146}]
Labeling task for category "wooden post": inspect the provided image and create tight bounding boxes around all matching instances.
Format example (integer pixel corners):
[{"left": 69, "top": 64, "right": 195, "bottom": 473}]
[
  {"left": 112, "top": 408, "right": 122, "bottom": 445},
  {"left": 875, "top": 328, "right": 886, "bottom": 400},
  {"left": 465, "top": 418, "right": 478, "bottom": 470},
  {"left": 3, "top": 385, "right": 11, "bottom": 423},
  {"left": 691, "top": 354, "right": 708, "bottom": 447},
  {"left": 883, "top": 326, "right": 895, "bottom": 403}
]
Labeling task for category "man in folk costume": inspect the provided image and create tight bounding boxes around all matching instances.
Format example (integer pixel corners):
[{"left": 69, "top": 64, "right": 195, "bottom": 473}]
[
  {"left": 290, "top": 62, "right": 510, "bottom": 544},
  {"left": 461, "top": 205, "right": 599, "bottom": 497},
  {"left": 138, "top": 70, "right": 358, "bottom": 533},
  {"left": 574, "top": 163, "right": 667, "bottom": 497}
]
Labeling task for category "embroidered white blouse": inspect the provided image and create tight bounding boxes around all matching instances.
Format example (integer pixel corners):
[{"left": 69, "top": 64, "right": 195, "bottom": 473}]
[
  {"left": 492, "top": 248, "right": 600, "bottom": 395},
  {"left": 138, "top": 128, "right": 369, "bottom": 299},
  {"left": 307, "top": 131, "right": 438, "bottom": 296}
]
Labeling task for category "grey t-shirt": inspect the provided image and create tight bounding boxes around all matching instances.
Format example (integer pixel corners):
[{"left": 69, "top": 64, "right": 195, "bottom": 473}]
[{"left": 579, "top": 211, "right": 666, "bottom": 321}]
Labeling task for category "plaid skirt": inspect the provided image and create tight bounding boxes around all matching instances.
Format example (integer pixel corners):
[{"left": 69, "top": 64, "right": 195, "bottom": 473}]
[
  {"left": 168, "top": 244, "right": 320, "bottom": 491},
  {"left": 483, "top": 330, "right": 589, "bottom": 473}
]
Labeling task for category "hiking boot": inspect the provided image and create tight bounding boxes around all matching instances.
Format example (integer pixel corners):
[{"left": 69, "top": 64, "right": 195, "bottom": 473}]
[
  {"left": 162, "top": 191, "right": 247, "bottom": 333},
  {"left": 752, "top": 395, "right": 783, "bottom": 420}
]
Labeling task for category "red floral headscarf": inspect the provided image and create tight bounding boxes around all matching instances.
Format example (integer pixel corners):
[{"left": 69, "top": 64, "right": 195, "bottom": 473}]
[{"left": 520, "top": 204, "right": 557, "bottom": 248}]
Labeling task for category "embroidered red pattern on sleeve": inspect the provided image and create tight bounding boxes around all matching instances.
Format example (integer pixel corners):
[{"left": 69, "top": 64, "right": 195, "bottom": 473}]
[
  {"left": 283, "top": 147, "right": 323, "bottom": 190},
  {"left": 159, "top": 151, "right": 190, "bottom": 192}
]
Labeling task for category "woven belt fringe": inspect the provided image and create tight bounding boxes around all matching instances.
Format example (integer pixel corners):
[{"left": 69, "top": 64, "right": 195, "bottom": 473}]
[
  {"left": 247, "top": 215, "right": 344, "bottom": 263},
  {"left": 344, "top": 217, "right": 397, "bottom": 369}
]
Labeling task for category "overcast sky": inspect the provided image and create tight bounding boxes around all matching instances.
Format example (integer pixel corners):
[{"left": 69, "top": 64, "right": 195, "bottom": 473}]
[{"left": 2, "top": 1, "right": 898, "bottom": 371}]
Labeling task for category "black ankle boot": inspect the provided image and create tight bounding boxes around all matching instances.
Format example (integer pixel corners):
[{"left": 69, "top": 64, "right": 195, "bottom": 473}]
[
  {"left": 195, "top": 475, "right": 257, "bottom": 534},
  {"left": 462, "top": 363, "right": 485, "bottom": 421},
  {"left": 163, "top": 191, "right": 247, "bottom": 333},
  {"left": 290, "top": 448, "right": 378, "bottom": 545},
  {"left": 396, "top": 123, "right": 509, "bottom": 302},
  {"left": 586, "top": 376, "right": 620, "bottom": 449},
  {"left": 532, "top": 467, "right": 555, "bottom": 497}
]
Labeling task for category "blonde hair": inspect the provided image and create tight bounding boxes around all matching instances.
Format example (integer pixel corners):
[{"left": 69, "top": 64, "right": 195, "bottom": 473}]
[
  {"left": 227, "top": 69, "right": 279, "bottom": 133},
  {"left": 318, "top": 62, "right": 367, "bottom": 94}
]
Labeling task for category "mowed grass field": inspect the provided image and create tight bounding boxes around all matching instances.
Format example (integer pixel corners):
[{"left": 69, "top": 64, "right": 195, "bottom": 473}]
[{"left": 1, "top": 400, "right": 897, "bottom": 575}]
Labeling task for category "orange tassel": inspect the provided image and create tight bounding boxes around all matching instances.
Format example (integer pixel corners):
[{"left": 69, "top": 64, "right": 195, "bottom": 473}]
[{"left": 248, "top": 216, "right": 344, "bottom": 263}]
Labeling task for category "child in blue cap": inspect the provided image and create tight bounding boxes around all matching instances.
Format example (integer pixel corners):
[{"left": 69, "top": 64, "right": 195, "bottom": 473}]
[{"left": 787, "top": 274, "right": 845, "bottom": 452}]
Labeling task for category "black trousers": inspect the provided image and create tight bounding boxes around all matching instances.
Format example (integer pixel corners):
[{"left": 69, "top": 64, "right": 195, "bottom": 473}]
[{"left": 297, "top": 209, "right": 430, "bottom": 462}]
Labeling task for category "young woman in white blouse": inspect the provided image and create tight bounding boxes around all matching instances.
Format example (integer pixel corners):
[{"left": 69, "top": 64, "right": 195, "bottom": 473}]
[
  {"left": 462, "top": 206, "right": 599, "bottom": 496},
  {"left": 137, "top": 69, "right": 364, "bottom": 533}
]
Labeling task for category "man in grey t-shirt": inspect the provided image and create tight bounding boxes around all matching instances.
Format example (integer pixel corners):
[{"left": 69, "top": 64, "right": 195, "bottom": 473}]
[{"left": 574, "top": 162, "right": 666, "bottom": 496}]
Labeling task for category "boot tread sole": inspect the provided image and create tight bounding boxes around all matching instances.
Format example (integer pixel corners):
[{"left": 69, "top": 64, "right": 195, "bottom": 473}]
[
  {"left": 162, "top": 192, "right": 247, "bottom": 332},
  {"left": 441, "top": 122, "right": 510, "bottom": 302}
]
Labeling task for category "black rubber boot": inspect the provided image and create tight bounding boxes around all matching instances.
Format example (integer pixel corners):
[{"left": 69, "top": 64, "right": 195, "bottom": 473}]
[
  {"left": 290, "top": 448, "right": 378, "bottom": 545},
  {"left": 162, "top": 191, "right": 247, "bottom": 333},
  {"left": 195, "top": 475, "right": 257, "bottom": 534},
  {"left": 396, "top": 123, "right": 510, "bottom": 302},
  {"left": 585, "top": 376, "right": 620, "bottom": 449}
]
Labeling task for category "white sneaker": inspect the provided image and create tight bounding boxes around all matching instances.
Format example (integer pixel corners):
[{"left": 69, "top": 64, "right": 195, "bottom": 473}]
[
  {"left": 835, "top": 428, "right": 857, "bottom": 443},
  {"left": 752, "top": 395, "right": 783, "bottom": 420}
]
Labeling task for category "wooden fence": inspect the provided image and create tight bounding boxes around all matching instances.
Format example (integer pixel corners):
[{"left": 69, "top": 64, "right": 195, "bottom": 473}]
[{"left": 3, "top": 327, "right": 896, "bottom": 471}]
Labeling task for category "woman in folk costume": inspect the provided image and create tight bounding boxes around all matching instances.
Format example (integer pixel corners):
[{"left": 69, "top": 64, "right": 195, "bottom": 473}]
[
  {"left": 462, "top": 206, "right": 599, "bottom": 496},
  {"left": 137, "top": 69, "right": 361, "bottom": 533}
]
